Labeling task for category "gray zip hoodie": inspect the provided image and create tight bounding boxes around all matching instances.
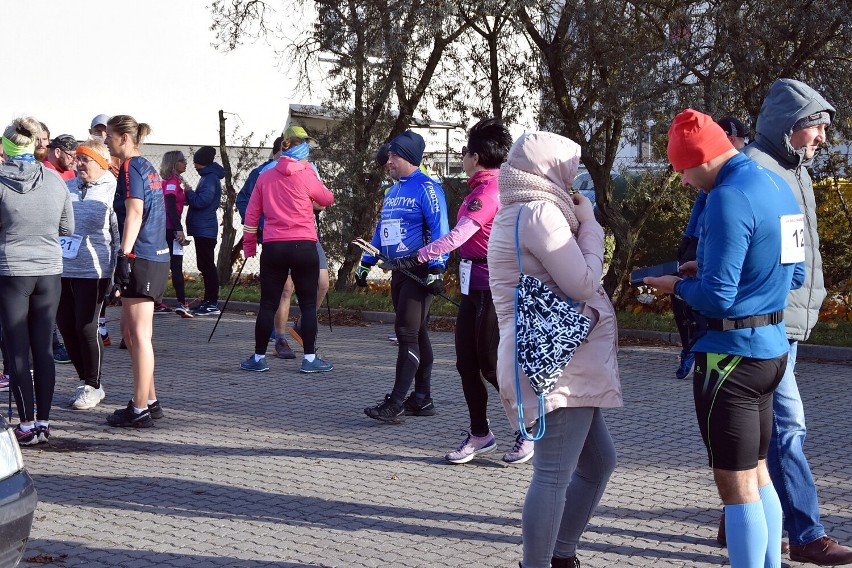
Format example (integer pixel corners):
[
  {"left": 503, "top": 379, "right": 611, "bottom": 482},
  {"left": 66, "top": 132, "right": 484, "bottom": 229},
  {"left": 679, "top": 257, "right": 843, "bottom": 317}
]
[
  {"left": 743, "top": 78, "right": 835, "bottom": 341},
  {"left": 0, "top": 160, "right": 74, "bottom": 276}
]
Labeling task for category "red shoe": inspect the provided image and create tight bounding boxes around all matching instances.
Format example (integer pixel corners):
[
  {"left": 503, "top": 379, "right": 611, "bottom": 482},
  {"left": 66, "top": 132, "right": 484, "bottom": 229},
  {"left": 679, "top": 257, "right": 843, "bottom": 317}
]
[{"left": 101, "top": 332, "right": 111, "bottom": 346}]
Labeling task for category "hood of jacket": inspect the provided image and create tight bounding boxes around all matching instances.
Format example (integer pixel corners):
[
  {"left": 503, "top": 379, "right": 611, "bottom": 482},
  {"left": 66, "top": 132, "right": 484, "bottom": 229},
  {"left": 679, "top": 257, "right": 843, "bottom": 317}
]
[
  {"left": 752, "top": 78, "right": 835, "bottom": 169},
  {"left": 0, "top": 160, "right": 46, "bottom": 194},
  {"left": 273, "top": 156, "right": 312, "bottom": 177},
  {"left": 198, "top": 162, "right": 226, "bottom": 180}
]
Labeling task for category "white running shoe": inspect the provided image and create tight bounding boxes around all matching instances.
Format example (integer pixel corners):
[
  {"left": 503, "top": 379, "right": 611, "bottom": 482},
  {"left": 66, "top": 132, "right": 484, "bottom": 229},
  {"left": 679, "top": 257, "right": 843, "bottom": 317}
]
[{"left": 69, "top": 385, "right": 106, "bottom": 410}]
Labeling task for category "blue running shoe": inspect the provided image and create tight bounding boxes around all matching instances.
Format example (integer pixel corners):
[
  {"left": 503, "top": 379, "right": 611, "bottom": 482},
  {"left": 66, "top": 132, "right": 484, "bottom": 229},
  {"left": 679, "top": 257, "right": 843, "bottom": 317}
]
[
  {"left": 676, "top": 350, "right": 695, "bottom": 380},
  {"left": 240, "top": 355, "right": 270, "bottom": 372},
  {"left": 300, "top": 357, "right": 333, "bottom": 373}
]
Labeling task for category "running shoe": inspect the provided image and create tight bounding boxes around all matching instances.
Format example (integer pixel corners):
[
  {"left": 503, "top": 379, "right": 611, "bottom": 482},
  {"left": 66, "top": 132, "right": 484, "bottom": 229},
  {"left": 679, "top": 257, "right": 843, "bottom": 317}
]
[
  {"left": 36, "top": 424, "right": 51, "bottom": 444},
  {"left": 153, "top": 303, "right": 173, "bottom": 314},
  {"left": 502, "top": 431, "right": 535, "bottom": 464},
  {"left": 388, "top": 333, "right": 398, "bottom": 344},
  {"left": 675, "top": 349, "right": 695, "bottom": 380},
  {"left": 192, "top": 301, "right": 221, "bottom": 316},
  {"left": 402, "top": 394, "right": 436, "bottom": 416},
  {"left": 100, "top": 331, "right": 111, "bottom": 346},
  {"left": 300, "top": 357, "right": 333, "bottom": 373},
  {"left": 364, "top": 394, "right": 404, "bottom": 424},
  {"left": 54, "top": 343, "right": 72, "bottom": 364},
  {"left": 106, "top": 401, "right": 153, "bottom": 428},
  {"left": 445, "top": 431, "right": 497, "bottom": 464},
  {"left": 0, "top": 374, "right": 8, "bottom": 392},
  {"left": 240, "top": 355, "right": 270, "bottom": 372},
  {"left": 14, "top": 425, "right": 39, "bottom": 447},
  {"left": 174, "top": 303, "right": 194, "bottom": 318},
  {"left": 274, "top": 338, "right": 296, "bottom": 360},
  {"left": 119, "top": 338, "right": 127, "bottom": 350},
  {"left": 69, "top": 385, "right": 106, "bottom": 410},
  {"left": 148, "top": 400, "right": 164, "bottom": 419}
]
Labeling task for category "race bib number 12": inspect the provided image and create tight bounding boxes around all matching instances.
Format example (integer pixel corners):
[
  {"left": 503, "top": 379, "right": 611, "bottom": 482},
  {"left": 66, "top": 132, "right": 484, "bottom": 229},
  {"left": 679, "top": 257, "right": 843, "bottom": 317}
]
[{"left": 780, "top": 214, "right": 806, "bottom": 264}]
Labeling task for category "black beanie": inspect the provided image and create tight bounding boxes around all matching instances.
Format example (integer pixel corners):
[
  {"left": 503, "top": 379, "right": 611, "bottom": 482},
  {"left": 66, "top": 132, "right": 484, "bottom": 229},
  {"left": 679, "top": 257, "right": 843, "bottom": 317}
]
[
  {"left": 194, "top": 146, "right": 216, "bottom": 167},
  {"left": 375, "top": 143, "right": 390, "bottom": 167},
  {"left": 388, "top": 131, "right": 425, "bottom": 166}
]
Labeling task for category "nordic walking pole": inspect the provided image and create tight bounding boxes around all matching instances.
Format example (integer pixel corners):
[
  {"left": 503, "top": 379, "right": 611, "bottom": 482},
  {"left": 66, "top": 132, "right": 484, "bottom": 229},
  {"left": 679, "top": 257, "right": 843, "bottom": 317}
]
[
  {"left": 208, "top": 259, "right": 246, "bottom": 343},
  {"left": 324, "top": 290, "right": 333, "bottom": 332},
  {"left": 351, "top": 238, "right": 460, "bottom": 308}
]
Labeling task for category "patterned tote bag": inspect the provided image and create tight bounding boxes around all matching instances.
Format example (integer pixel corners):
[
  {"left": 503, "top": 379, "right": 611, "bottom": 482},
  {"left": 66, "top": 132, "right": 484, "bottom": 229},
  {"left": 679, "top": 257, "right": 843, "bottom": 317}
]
[{"left": 513, "top": 208, "right": 592, "bottom": 441}]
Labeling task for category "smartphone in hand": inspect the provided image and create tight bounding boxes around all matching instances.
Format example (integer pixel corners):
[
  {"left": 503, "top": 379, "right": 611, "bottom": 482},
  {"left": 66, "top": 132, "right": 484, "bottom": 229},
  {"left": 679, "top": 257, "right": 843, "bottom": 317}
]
[{"left": 629, "top": 261, "right": 680, "bottom": 287}]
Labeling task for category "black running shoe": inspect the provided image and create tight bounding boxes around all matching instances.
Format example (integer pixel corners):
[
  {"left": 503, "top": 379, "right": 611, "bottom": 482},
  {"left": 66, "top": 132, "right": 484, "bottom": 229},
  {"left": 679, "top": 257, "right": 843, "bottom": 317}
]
[
  {"left": 148, "top": 400, "right": 164, "bottom": 419},
  {"left": 107, "top": 401, "right": 153, "bottom": 428},
  {"left": 364, "top": 395, "right": 404, "bottom": 424},
  {"left": 403, "top": 394, "right": 436, "bottom": 416}
]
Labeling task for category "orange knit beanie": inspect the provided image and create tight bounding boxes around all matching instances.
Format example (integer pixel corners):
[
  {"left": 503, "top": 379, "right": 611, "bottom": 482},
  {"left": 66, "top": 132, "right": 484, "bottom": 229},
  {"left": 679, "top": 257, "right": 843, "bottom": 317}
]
[{"left": 667, "top": 109, "right": 734, "bottom": 171}]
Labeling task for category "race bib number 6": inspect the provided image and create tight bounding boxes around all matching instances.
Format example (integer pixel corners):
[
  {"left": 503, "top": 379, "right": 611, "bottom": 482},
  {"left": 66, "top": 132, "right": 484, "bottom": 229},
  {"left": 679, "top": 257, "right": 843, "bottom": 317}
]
[
  {"left": 780, "top": 214, "right": 806, "bottom": 264},
  {"left": 380, "top": 219, "right": 402, "bottom": 246}
]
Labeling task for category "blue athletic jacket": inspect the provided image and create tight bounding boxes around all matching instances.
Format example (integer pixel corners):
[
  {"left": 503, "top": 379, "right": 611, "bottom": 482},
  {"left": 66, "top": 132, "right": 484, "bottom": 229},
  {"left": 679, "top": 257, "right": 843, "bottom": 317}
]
[
  {"left": 676, "top": 152, "right": 805, "bottom": 359},
  {"left": 361, "top": 169, "right": 449, "bottom": 272},
  {"left": 186, "top": 162, "right": 224, "bottom": 239}
]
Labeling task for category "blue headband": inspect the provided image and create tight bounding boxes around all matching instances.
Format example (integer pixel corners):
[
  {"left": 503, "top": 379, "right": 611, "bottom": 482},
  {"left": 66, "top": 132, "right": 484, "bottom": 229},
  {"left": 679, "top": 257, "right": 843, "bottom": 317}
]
[{"left": 282, "top": 142, "right": 310, "bottom": 161}]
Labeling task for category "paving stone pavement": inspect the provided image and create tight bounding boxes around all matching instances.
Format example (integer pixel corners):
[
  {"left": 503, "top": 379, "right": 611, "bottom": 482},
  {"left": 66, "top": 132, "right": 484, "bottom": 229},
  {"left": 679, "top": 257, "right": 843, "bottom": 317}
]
[{"left": 17, "top": 308, "right": 852, "bottom": 567}]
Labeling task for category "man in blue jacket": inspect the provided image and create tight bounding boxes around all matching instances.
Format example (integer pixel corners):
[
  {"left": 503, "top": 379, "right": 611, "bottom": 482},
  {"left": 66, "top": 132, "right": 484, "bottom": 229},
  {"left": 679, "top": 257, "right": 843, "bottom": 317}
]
[
  {"left": 186, "top": 146, "right": 224, "bottom": 316},
  {"left": 645, "top": 109, "right": 805, "bottom": 568},
  {"left": 357, "top": 130, "right": 449, "bottom": 423}
]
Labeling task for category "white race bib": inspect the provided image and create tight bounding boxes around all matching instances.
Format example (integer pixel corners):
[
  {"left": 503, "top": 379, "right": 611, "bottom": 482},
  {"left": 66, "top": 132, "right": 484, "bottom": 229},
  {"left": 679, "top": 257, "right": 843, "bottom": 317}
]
[
  {"left": 173, "top": 240, "right": 184, "bottom": 256},
  {"left": 59, "top": 235, "right": 83, "bottom": 259},
  {"left": 780, "top": 214, "right": 806, "bottom": 264},
  {"left": 380, "top": 219, "right": 402, "bottom": 246},
  {"left": 459, "top": 259, "right": 472, "bottom": 296}
]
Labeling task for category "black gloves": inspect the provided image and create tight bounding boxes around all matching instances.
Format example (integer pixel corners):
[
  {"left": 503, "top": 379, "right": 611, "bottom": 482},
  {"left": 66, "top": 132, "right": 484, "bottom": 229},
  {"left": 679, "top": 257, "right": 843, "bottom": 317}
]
[
  {"left": 425, "top": 273, "right": 444, "bottom": 295},
  {"left": 354, "top": 264, "right": 370, "bottom": 287},
  {"left": 114, "top": 251, "right": 132, "bottom": 291},
  {"left": 388, "top": 254, "right": 421, "bottom": 271}
]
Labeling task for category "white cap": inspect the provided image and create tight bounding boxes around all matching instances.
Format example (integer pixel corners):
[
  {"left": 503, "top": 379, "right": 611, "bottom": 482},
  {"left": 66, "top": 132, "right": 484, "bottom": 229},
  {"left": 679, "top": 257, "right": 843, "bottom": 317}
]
[{"left": 91, "top": 114, "right": 110, "bottom": 128}]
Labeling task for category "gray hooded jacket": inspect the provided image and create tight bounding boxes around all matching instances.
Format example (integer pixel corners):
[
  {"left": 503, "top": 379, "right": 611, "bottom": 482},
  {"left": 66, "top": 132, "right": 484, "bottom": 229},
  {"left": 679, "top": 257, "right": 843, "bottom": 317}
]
[
  {"left": 743, "top": 78, "right": 835, "bottom": 341},
  {"left": 0, "top": 160, "right": 74, "bottom": 276}
]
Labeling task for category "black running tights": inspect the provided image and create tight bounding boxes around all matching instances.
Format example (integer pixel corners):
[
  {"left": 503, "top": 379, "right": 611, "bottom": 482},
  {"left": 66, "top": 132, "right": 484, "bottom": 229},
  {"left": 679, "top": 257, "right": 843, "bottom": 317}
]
[
  {"left": 455, "top": 289, "right": 499, "bottom": 437},
  {"left": 56, "top": 277, "right": 110, "bottom": 389},
  {"left": 0, "top": 274, "right": 61, "bottom": 422},
  {"left": 194, "top": 236, "right": 219, "bottom": 303},
  {"left": 255, "top": 241, "right": 319, "bottom": 355},
  {"left": 167, "top": 229, "right": 186, "bottom": 304},
  {"left": 389, "top": 269, "right": 434, "bottom": 405}
]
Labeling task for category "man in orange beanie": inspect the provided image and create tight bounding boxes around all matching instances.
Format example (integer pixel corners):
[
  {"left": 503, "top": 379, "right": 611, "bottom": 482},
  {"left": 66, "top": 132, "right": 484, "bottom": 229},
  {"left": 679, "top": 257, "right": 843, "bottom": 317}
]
[{"left": 645, "top": 108, "right": 806, "bottom": 568}]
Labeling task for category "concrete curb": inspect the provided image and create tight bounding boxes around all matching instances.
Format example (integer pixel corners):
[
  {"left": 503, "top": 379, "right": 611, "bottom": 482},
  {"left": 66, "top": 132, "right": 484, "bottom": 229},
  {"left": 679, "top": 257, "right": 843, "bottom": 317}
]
[{"left": 196, "top": 300, "right": 852, "bottom": 362}]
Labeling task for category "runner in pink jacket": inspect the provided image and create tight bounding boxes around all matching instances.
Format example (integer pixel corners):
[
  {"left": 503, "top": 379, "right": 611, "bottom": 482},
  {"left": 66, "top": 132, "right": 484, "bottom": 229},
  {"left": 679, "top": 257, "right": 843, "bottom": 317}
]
[{"left": 241, "top": 155, "right": 335, "bottom": 374}]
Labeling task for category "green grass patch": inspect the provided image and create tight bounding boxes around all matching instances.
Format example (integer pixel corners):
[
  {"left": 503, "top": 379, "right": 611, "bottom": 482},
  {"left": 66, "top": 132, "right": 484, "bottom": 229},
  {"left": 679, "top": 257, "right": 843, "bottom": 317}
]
[{"left": 168, "top": 280, "right": 851, "bottom": 346}]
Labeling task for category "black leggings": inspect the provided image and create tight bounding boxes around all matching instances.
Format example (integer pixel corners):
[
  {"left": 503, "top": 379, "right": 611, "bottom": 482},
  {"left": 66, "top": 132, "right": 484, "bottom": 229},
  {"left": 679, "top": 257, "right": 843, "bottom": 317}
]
[
  {"left": 256, "top": 241, "right": 319, "bottom": 355},
  {"left": 389, "top": 269, "right": 434, "bottom": 404},
  {"left": 167, "top": 229, "right": 186, "bottom": 304},
  {"left": 0, "top": 274, "right": 61, "bottom": 422},
  {"left": 194, "top": 236, "right": 219, "bottom": 303},
  {"left": 455, "top": 289, "right": 499, "bottom": 436},
  {"left": 55, "top": 278, "right": 110, "bottom": 389}
]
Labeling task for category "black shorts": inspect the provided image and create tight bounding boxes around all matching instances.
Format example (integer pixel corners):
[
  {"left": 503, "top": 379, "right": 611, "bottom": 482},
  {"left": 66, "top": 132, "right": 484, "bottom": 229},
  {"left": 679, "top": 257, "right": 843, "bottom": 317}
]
[
  {"left": 693, "top": 351, "right": 787, "bottom": 471},
  {"left": 122, "top": 257, "right": 169, "bottom": 303}
]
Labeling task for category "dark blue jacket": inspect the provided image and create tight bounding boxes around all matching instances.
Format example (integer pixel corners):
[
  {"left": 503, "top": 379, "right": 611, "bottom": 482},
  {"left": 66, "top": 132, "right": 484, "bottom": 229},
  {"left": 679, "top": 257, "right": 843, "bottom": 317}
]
[{"left": 186, "top": 162, "right": 224, "bottom": 239}]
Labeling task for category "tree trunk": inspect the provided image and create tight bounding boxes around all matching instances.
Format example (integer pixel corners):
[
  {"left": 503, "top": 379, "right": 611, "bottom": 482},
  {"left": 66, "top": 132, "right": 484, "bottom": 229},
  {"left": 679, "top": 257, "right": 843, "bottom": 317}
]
[{"left": 216, "top": 109, "right": 238, "bottom": 284}]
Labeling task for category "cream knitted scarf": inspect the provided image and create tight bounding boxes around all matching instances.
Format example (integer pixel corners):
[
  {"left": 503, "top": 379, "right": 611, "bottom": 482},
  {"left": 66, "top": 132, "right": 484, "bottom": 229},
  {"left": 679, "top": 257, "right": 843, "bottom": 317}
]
[{"left": 498, "top": 163, "right": 580, "bottom": 234}]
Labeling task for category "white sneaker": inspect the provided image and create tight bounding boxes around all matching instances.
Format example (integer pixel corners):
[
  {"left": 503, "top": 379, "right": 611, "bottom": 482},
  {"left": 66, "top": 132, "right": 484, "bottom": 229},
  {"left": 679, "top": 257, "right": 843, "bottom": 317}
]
[{"left": 69, "top": 385, "right": 106, "bottom": 410}]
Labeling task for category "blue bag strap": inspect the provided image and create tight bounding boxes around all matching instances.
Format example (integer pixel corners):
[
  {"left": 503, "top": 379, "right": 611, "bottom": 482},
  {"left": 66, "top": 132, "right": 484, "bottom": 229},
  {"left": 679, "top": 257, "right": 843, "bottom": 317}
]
[{"left": 514, "top": 206, "right": 546, "bottom": 441}]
